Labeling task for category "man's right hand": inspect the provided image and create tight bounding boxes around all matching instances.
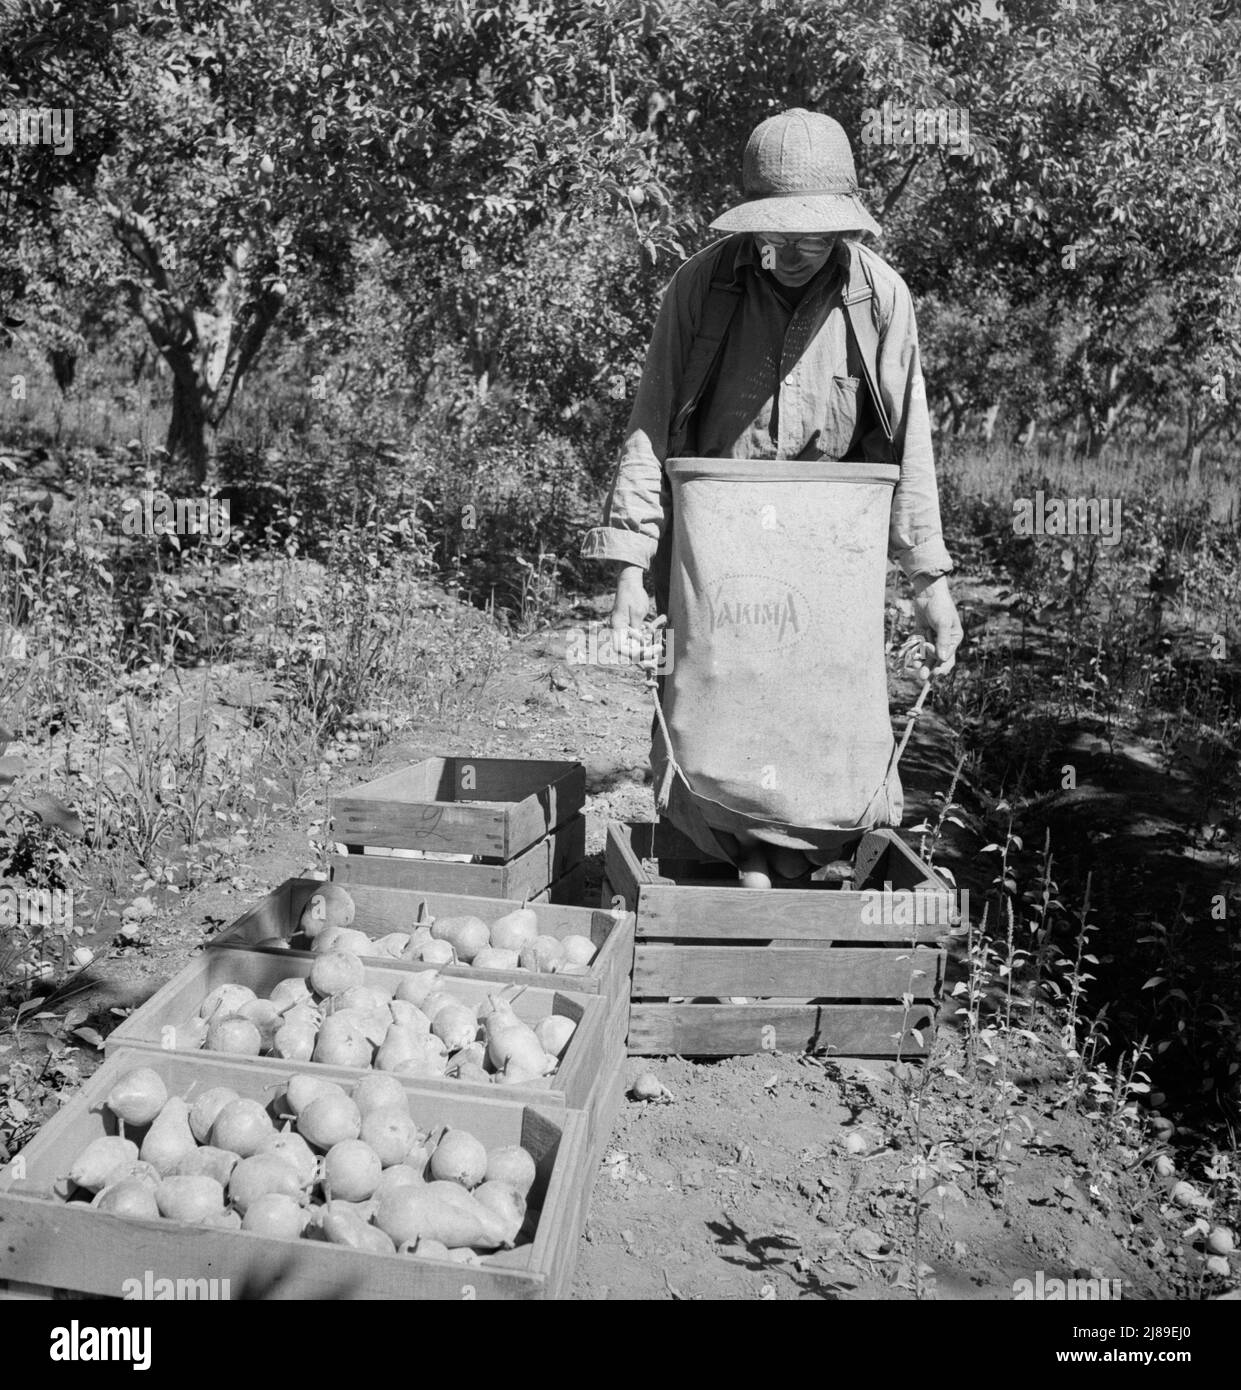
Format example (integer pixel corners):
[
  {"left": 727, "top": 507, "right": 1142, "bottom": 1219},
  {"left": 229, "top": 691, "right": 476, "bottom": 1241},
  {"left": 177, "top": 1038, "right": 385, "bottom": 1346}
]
[{"left": 608, "top": 563, "right": 652, "bottom": 665}]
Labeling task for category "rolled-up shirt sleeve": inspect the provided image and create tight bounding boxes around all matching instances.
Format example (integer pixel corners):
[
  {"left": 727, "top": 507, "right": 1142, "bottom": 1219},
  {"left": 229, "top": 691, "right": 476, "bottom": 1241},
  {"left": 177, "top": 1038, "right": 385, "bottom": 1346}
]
[
  {"left": 580, "top": 254, "right": 707, "bottom": 569},
  {"left": 876, "top": 272, "right": 954, "bottom": 581}
]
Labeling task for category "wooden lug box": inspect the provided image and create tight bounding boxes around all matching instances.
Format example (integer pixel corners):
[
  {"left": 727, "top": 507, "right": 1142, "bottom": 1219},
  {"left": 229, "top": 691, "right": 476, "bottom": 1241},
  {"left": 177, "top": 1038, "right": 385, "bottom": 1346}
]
[
  {"left": 207, "top": 878, "right": 634, "bottom": 1024},
  {"left": 106, "top": 950, "right": 619, "bottom": 1164},
  {"left": 0, "top": 1049, "right": 588, "bottom": 1300},
  {"left": 604, "top": 820, "right": 956, "bottom": 1058},
  {"left": 332, "top": 758, "right": 586, "bottom": 903}
]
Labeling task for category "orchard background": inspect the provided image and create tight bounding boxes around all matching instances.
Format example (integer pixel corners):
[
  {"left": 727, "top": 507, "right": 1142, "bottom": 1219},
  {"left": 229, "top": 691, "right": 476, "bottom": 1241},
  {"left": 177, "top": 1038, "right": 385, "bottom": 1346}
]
[{"left": 1, "top": 0, "right": 1239, "bottom": 1299}]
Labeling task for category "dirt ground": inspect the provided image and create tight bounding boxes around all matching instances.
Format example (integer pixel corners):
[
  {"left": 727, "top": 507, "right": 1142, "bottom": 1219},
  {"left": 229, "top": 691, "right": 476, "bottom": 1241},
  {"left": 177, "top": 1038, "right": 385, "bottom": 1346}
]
[{"left": 4, "top": 579, "right": 1233, "bottom": 1301}]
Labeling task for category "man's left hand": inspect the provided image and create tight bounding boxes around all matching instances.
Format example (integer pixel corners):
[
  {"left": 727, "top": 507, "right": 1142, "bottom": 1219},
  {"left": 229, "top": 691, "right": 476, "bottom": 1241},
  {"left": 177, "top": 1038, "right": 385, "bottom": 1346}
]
[{"left": 911, "top": 575, "right": 963, "bottom": 678}]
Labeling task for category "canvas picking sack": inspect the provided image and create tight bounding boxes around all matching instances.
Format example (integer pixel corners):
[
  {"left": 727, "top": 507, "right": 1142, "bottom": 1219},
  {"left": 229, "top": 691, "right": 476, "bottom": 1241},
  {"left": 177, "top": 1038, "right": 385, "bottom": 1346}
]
[{"left": 651, "top": 456, "right": 903, "bottom": 863}]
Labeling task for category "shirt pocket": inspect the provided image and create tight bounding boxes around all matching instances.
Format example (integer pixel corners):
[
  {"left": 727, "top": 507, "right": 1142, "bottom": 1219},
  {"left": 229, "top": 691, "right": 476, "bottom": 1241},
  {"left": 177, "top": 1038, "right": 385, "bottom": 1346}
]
[{"left": 818, "top": 374, "right": 861, "bottom": 460}]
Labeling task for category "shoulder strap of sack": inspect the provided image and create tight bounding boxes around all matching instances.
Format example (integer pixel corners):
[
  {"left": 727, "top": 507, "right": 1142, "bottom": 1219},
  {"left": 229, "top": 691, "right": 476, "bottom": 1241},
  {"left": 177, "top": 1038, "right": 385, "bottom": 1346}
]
[
  {"left": 667, "top": 235, "right": 747, "bottom": 458},
  {"left": 841, "top": 243, "right": 895, "bottom": 454}
]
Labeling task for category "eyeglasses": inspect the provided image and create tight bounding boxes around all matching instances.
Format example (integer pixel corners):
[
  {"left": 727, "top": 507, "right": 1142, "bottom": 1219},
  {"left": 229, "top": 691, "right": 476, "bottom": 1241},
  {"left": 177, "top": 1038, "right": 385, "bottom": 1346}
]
[{"left": 756, "top": 233, "right": 835, "bottom": 254}]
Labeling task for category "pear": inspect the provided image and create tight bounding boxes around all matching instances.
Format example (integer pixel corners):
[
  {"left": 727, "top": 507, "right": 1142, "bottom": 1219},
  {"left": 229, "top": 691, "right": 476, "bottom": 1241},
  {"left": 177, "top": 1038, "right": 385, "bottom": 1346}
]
[
  {"left": 272, "top": 1019, "right": 317, "bottom": 1061},
  {"left": 280, "top": 1002, "right": 322, "bottom": 1031},
  {"left": 172, "top": 1146, "right": 239, "bottom": 1188},
  {"left": 298, "top": 882, "right": 356, "bottom": 938},
  {"left": 431, "top": 915, "right": 490, "bottom": 963},
  {"left": 258, "top": 1131, "right": 319, "bottom": 1187},
  {"left": 69, "top": 1136, "right": 140, "bottom": 1194},
  {"left": 203, "top": 1209, "right": 243, "bottom": 1231},
  {"left": 417, "top": 990, "right": 459, "bottom": 1023},
  {"left": 285, "top": 1074, "right": 347, "bottom": 1116},
  {"left": 198, "top": 983, "right": 256, "bottom": 1021},
  {"left": 323, "top": 1139, "right": 383, "bottom": 1201},
  {"left": 488, "top": 901, "right": 539, "bottom": 954},
  {"left": 376, "top": 1185, "right": 507, "bottom": 1251},
  {"left": 429, "top": 1129, "right": 487, "bottom": 1189},
  {"left": 188, "top": 1087, "right": 240, "bottom": 1144},
  {"left": 534, "top": 1015, "right": 577, "bottom": 1059},
  {"left": 334, "top": 985, "right": 391, "bottom": 1013},
  {"left": 269, "top": 976, "right": 312, "bottom": 1012},
  {"left": 115, "top": 1160, "right": 164, "bottom": 1191},
  {"left": 313, "top": 1013, "right": 372, "bottom": 1069},
  {"left": 484, "top": 1146, "right": 537, "bottom": 1198},
  {"left": 206, "top": 1014, "right": 263, "bottom": 1056},
  {"left": 351, "top": 1073, "right": 408, "bottom": 1116},
  {"left": 374, "top": 1163, "right": 423, "bottom": 1197},
  {"left": 210, "top": 1098, "right": 275, "bottom": 1157},
  {"left": 312, "top": 926, "right": 371, "bottom": 955},
  {"left": 309, "top": 949, "right": 366, "bottom": 998},
  {"left": 401, "top": 925, "right": 434, "bottom": 960},
  {"left": 432, "top": 1003, "right": 478, "bottom": 1053},
  {"left": 519, "top": 936, "right": 564, "bottom": 974},
  {"left": 360, "top": 1105, "right": 421, "bottom": 1167},
  {"left": 471, "top": 947, "right": 521, "bottom": 971},
  {"left": 387, "top": 999, "right": 431, "bottom": 1033},
  {"left": 454, "top": 1061, "right": 492, "bottom": 1085},
  {"left": 332, "top": 1004, "right": 389, "bottom": 1047},
  {"left": 92, "top": 1178, "right": 160, "bottom": 1220},
  {"left": 559, "top": 934, "right": 596, "bottom": 967},
  {"left": 373, "top": 932, "right": 411, "bottom": 958},
  {"left": 393, "top": 971, "right": 439, "bottom": 1007},
  {"left": 237, "top": 998, "right": 283, "bottom": 1050},
  {"left": 375, "top": 1024, "right": 422, "bottom": 1073},
  {"left": 472, "top": 1180, "right": 526, "bottom": 1245},
  {"left": 139, "top": 1097, "right": 197, "bottom": 1176},
  {"left": 297, "top": 1093, "right": 361, "bottom": 1151},
  {"left": 229, "top": 1153, "right": 305, "bottom": 1214},
  {"left": 242, "top": 1192, "right": 305, "bottom": 1240},
  {"left": 321, "top": 1204, "right": 393, "bottom": 1254},
  {"left": 448, "top": 1041, "right": 486, "bottom": 1073},
  {"left": 396, "top": 1050, "right": 449, "bottom": 1080},
  {"left": 417, "top": 939, "right": 455, "bottom": 966},
  {"left": 484, "top": 1008, "right": 548, "bottom": 1075},
  {"left": 156, "top": 1175, "right": 225, "bottom": 1224},
  {"left": 105, "top": 1067, "right": 168, "bottom": 1127}
]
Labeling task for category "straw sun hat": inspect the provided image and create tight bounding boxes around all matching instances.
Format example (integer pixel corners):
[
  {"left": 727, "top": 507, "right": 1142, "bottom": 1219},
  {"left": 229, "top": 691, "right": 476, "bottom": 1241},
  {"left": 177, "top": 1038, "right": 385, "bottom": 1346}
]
[{"left": 709, "top": 108, "right": 881, "bottom": 238}]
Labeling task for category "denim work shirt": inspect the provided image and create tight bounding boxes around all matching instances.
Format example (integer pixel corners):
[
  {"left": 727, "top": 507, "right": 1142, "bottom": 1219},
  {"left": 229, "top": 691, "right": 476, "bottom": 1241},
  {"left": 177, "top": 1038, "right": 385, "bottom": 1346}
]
[{"left": 581, "top": 234, "right": 954, "bottom": 585}]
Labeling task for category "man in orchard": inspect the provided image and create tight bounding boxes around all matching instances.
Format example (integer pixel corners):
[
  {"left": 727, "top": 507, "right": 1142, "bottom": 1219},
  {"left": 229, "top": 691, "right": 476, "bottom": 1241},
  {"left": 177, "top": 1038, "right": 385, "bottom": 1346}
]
[{"left": 582, "top": 108, "right": 963, "bottom": 887}]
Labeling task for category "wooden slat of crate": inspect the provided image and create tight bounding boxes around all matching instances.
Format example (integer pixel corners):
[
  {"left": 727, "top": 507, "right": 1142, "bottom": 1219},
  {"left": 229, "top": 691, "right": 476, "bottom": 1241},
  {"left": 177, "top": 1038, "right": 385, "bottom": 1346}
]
[
  {"left": 208, "top": 879, "right": 634, "bottom": 1008},
  {"left": 628, "top": 1002, "right": 936, "bottom": 1057},
  {"left": 107, "top": 950, "right": 608, "bottom": 1119},
  {"left": 333, "top": 758, "right": 586, "bottom": 860},
  {"left": 633, "top": 944, "right": 944, "bottom": 999},
  {"left": 606, "top": 822, "right": 953, "bottom": 941},
  {"left": 0, "top": 1049, "right": 588, "bottom": 1300},
  {"left": 332, "top": 814, "right": 585, "bottom": 899}
]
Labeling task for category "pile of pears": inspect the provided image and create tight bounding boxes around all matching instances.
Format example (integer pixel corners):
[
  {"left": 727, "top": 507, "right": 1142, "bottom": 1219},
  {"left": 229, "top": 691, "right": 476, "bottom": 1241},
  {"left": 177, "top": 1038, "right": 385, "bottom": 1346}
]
[
  {"left": 68, "top": 1065, "right": 540, "bottom": 1260},
  {"left": 188, "top": 956, "right": 578, "bottom": 1088},
  {"left": 294, "top": 884, "right": 598, "bottom": 975}
]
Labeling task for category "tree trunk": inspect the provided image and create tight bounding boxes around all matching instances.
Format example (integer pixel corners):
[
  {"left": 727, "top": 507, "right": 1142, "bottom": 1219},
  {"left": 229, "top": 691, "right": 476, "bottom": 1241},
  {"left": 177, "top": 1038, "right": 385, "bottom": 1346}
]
[
  {"left": 979, "top": 401, "right": 1000, "bottom": 444},
  {"left": 166, "top": 369, "right": 214, "bottom": 482}
]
